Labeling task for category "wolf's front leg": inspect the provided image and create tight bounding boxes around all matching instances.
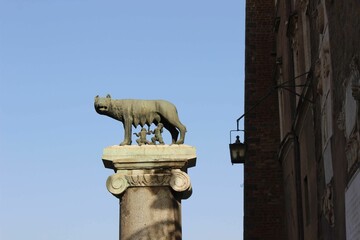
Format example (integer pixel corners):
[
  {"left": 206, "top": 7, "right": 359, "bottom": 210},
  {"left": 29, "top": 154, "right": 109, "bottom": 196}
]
[{"left": 120, "top": 120, "right": 132, "bottom": 145}]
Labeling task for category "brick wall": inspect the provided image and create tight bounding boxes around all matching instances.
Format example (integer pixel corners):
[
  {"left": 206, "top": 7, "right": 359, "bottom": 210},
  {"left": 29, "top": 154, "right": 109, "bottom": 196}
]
[{"left": 244, "top": 0, "right": 285, "bottom": 239}]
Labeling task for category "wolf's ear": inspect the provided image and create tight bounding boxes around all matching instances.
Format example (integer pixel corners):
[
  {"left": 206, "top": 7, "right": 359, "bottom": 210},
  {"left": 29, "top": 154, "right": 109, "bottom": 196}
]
[
  {"left": 106, "top": 94, "right": 111, "bottom": 98},
  {"left": 95, "top": 95, "right": 99, "bottom": 99}
]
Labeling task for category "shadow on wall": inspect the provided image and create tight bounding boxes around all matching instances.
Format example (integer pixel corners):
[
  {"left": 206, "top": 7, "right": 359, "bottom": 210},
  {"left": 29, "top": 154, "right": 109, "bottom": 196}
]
[{"left": 125, "top": 220, "right": 182, "bottom": 240}]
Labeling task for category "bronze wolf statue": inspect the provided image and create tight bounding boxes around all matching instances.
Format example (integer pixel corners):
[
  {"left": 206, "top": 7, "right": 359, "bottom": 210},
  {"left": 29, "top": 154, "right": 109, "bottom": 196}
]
[{"left": 94, "top": 95, "right": 187, "bottom": 145}]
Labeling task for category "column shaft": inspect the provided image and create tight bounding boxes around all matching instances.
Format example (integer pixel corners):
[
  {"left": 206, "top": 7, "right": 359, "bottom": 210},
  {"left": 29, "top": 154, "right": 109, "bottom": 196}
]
[{"left": 120, "top": 187, "right": 181, "bottom": 240}]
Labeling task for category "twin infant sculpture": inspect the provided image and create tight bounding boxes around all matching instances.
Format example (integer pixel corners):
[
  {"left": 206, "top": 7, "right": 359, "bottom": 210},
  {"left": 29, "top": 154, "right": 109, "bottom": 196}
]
[{"left": 94, "top": 94, "right": 187, "bottom": 146}]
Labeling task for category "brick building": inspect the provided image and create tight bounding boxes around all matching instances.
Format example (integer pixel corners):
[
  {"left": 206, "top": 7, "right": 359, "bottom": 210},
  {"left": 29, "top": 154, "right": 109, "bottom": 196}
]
[
  {"left": 244, "top": 0, "right": 360, "bottom": 239},
  {"left": 244, "top": 0, "right": 286, "bottom": 239}
]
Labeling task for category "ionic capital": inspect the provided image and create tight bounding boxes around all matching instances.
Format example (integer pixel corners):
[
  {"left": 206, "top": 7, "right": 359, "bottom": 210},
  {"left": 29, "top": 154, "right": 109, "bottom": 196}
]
[{"left": 106, "top": 169, "right": 192, "bottom": 198}]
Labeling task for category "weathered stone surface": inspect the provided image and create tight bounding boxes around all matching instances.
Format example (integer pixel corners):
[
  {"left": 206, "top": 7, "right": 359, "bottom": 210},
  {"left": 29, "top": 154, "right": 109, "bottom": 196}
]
[
  {"left": 121, "top": 187, "right": 182, "bottom": 240},
  {"left": 102, "top": 144, "right": 196, "bottom": 170},
  {"left": 101, "top": 144, "right": 196, "bottom": 240}
]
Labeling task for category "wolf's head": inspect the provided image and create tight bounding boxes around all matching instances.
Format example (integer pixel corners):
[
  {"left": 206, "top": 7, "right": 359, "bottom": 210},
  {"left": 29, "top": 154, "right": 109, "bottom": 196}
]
[{"left": 94, "top": 94, "right": 112, "bottom": 115}]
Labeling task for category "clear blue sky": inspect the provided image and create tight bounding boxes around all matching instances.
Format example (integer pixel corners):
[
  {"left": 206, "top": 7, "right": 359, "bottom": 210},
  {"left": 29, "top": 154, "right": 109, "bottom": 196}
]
[{"left": 0, "top": 1, "right": 245, "bottom": 239}]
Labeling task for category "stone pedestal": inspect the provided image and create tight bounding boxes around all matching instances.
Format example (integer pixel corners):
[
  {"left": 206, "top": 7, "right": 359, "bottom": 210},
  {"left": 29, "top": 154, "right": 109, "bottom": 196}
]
[{"left": 102, "top": 145, "right": 196, "bottom": 240}]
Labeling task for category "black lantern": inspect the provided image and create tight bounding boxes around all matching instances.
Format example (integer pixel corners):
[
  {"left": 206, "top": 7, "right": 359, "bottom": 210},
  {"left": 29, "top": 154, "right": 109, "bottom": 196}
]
[{"left": 229, "top": 131, "right": 247, "bottom": 164}]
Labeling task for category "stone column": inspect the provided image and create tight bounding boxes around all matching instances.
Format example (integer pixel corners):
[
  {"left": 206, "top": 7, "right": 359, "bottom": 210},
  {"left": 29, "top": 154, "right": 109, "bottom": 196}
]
[{"left": 102, "top": 145, "right": 196, "bottom": 240}]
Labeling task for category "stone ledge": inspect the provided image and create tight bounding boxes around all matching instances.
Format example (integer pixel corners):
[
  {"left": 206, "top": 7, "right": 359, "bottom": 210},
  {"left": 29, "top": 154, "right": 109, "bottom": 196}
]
[{"left": 102, "top": 145, "right": 196, "bottom": 171}]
